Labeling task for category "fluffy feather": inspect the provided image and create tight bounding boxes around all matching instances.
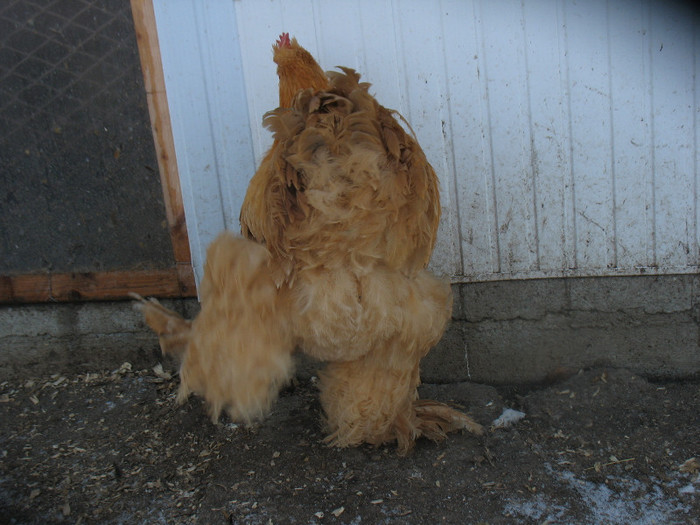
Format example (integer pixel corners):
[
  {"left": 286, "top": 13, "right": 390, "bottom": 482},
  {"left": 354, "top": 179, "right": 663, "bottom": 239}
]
[
  {"left": 135, "top": 35, "right": 482, "bottom": 453},
  {"left": 135, "top": 234, "right": 295, "bottom": 425},
  {"left": 241, "top": 66, "right": 441, "bottom": 278}
]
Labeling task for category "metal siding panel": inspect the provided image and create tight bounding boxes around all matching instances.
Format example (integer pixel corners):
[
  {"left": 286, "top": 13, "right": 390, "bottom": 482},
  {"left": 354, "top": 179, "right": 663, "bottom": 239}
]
[
  {"left": 354, "top": 0, "right": 404, "bottom": 109},
  {"left": 392, "top": 2, "right": 460, "bottom": 276},
  {"left": 607, "top": 0, "right": 655, "bottom": 270},
  {"left": 442, "top": 0, "right": 499, "bottom": 277},
  {"left": 153, "top": 0, "right": 224, "bottom": 284},
  {"left": 564, "top": 0, "right": 616, "bottom": 271},
  {"left": 232, "top": 0, "right": 281, "bottom": 163},
  {"left": 313, "top": 0, "right": 366, "bottom": 73},
  {"left": 696, "top": 13, "right": 700, "bottom": 267},
  {"left": 154, "top": 0, "right": 255, "bottom": 285},
  {"left": 194, "top": 3, "right": 255, "bottom": 233},
  {"left": 158, "top": 0, "right": 699, "bottom": 288},
  {"left": 649, "top": 3, "right": 696, "bottom": 268},
  {"left": 479, "top": 0, "right": 538, "bottom": 275},
  {"left": 522, "top": 0, "right": 575, "bottom": 273}
]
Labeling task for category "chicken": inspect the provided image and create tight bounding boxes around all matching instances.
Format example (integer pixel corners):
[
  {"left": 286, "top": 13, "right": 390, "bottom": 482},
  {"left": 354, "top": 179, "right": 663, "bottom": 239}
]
[{"left": 134, "top": 34, "right": 483, "bottom": 454}]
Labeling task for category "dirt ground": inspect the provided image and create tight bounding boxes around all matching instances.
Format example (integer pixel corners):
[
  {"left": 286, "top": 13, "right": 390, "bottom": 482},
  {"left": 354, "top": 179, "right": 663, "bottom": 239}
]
[{"left": 1, "top": 361, "right": 698, "bottom": 524}]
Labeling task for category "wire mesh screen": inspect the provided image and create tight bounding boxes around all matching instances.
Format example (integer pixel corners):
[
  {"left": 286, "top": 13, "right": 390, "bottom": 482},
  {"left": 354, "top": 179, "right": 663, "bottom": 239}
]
[{"left": 0, "top": 0, "right": 173, "bottom": 274}]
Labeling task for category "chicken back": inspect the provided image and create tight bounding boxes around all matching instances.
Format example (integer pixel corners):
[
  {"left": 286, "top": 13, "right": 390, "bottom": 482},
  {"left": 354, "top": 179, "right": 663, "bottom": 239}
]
[{"left": 241, "top": 67, "right": 440, "bottom": 279}]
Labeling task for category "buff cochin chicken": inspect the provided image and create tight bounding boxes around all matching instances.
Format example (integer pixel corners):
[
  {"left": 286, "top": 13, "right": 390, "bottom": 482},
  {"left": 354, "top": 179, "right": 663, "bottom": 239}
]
[{"left": 134, "top": 33, "right": 483, "bottom": 454}]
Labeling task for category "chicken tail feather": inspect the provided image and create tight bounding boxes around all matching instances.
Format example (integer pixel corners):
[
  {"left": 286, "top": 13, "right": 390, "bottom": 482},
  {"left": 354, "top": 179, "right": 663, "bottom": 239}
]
[
  {"left": 387, "top": 400, "right": 483, "bottom": 455},
  {"left": 130, "top": 293, "right": 191, "bottom": 358},
  {"left": 413, "top": 399, "right": 484, "bottom": 441}
]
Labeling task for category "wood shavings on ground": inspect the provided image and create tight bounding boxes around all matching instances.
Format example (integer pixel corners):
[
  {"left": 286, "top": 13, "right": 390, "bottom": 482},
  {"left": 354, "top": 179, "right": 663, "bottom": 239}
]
[{"left": 0, "top": 366, "right": 697, "bottom": 523}]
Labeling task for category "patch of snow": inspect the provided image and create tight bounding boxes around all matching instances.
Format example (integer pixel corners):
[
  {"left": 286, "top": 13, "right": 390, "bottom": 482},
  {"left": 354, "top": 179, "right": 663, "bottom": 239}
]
[
  {"left": 492, "top": 408, "right": 526, "bottom": 429},
  {"left": 557, "top": 469, "right": 690, "bottom": 524},
  {"left": 679, "top": 484, "right": 695, "bottom": 495},
  {"left": 502, "top": 494, "right": 568, "bottom": 522}
]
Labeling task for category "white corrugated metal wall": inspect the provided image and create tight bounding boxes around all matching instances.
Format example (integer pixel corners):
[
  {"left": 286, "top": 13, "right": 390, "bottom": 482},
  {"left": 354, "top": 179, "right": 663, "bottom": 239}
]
[{"left": 153, "top": 0, "right": 699, "bottom": 287}]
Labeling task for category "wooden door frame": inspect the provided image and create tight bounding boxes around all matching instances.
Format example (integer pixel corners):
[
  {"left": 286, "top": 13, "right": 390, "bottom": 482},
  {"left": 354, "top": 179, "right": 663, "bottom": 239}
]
[{"left": 0, "top": 0, "right": 195, "bottom": 303}]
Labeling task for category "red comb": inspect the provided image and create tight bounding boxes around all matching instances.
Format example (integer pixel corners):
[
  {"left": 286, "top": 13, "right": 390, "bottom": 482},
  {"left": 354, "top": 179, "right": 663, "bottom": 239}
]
[{"left": 276, "top": 32, "right": 291, "bottom": 48}]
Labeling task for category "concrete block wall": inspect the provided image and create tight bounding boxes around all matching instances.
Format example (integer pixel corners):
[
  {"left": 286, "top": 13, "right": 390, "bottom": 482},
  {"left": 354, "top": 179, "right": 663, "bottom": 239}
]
[
  {"left": 1, "top": 275, "right": 698, "bottom": 383},
  {"left": 422, "top": 274, "right": 700, "bottom": 384},
  {"left": 0, "top": 299, "right": 198, "bottom": 380}
]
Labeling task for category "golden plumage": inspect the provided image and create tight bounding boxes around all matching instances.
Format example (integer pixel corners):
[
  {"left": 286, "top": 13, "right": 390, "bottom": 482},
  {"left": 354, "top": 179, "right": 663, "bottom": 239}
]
[{"left": 135, "top": 34, "right": 482, "bottom": 454}]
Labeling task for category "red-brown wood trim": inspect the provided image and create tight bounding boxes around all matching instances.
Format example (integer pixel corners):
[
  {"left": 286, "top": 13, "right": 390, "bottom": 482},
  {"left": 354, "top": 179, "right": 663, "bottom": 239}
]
[
  {"left": 131, "top": 0, "right": 191, "bottom": 267},
  {"left": 0, "top": 267, "right": 196, "bottom": 304}
]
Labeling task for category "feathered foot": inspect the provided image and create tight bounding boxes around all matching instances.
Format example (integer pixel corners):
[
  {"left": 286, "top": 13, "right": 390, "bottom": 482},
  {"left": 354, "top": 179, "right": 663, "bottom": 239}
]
[
  {"left": 385, "top": 398, "right": 483, "bottom": 455},
  {"left": 320, "top": 357, "right": 483, "bottom": 455},
  {"left": 131, "top": 233, "right": 295, "bottom": 425},
  {"left": 130, "top": 293, "right": 191, "bottom": 357},
  {"left": 314, "top": 268, "right": 465, "bottom": 454}
]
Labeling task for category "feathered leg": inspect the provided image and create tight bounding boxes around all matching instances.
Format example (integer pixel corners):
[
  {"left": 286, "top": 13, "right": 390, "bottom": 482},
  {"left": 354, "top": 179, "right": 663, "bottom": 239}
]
[
  {"left": 319, "top": 342, "right": 483, "bottom": 455},
  {"left": 133, "top": 233, "right": 295, "bottom": 424},
  {"left": 319, "top": 347, "right": 418, "bottom": 453},
  {"left": 315, "top": 269, "right": 483, "bottom": 454}
]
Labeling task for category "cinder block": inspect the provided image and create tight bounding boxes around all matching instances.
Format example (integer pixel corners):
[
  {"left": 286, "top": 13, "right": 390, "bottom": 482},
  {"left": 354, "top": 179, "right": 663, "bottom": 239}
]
[
  {"left": 425, "top": 276, "right": 700, "bottom": 384},
  {"left": 421, "top": 322, "right": 472, "bottom": 383},
  {"left": 0, "top": 305, "right": 64, "bottom": 337},
  {"left": 568, "top": 275, "right": 695, "bottom": 314},
  {"left": 457, "top": 279, "right": 568, "bottom": 322}
]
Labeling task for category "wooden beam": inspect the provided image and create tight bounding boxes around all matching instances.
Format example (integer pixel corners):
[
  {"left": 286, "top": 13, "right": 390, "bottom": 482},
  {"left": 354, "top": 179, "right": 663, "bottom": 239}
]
[{"left": 0, "top": 267, "right": 196, "bottom": 304}]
